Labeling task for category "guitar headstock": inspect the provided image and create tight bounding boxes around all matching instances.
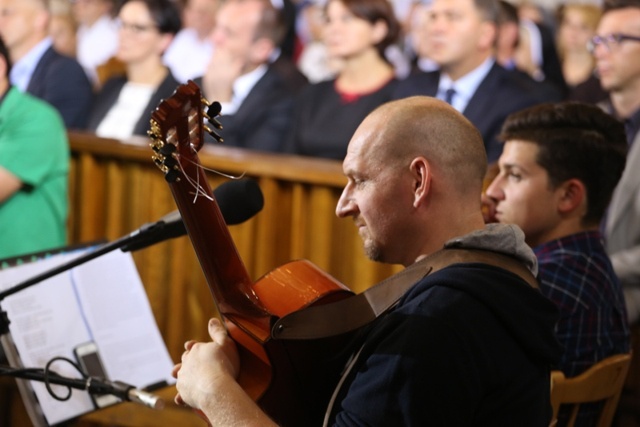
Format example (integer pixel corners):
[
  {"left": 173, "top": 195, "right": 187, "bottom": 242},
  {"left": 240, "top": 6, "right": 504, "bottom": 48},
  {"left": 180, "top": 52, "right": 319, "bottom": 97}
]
[{"left": 148, "top": 80, "right": 223, "bottom": 182}]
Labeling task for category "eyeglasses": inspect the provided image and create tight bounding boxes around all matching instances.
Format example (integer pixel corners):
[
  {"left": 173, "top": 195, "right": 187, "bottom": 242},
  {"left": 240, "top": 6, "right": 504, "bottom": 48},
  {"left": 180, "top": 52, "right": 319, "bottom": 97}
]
[
  {"left": 587, "top": 33, "right": 640, "bottom": 53},
  {"left": 115, "top": 19, "right": 159, "bottom": 34}
]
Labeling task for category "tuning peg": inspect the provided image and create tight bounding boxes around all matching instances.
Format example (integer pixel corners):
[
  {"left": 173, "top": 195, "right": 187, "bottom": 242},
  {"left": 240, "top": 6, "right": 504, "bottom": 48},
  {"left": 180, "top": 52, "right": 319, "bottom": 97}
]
[
  {"left": 207, "top": 101, "right": 222, "bottom": 118},
  {"left": 207, "top": 117, "right": 223, "bottom": 131},
  {"left": 159, "top": 143, "right": 176, "bottom": 156},
  {"left": 165, "top": 169, "right": 180, "bottom": 183},
  {"left": 204, "top": 125, "right": 224, "bottom": 143}
]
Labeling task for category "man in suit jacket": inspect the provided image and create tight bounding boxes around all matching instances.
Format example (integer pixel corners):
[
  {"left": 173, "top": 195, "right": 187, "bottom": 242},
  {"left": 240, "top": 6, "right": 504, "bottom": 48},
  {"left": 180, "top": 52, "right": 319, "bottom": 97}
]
[
  {"left": 394, "top": 0, "right": 552, "bottom": 163},
  {"left": 197, "top": 0, "right": 306, "bottom": 152},
  {"left": 593, "top": 0, "right": 640, "bottom": 324},
  {"left": 0, "top": 0, "right": 93, "bottom": 129}
]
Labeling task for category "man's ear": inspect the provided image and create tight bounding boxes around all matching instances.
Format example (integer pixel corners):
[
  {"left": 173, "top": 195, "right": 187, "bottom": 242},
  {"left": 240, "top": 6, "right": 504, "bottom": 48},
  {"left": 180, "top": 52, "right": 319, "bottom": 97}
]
[
  {"left": 478, "top": 21, "right": 498, "bottom": 50},
  {"left": 410, "top": 156, "right": 431, "bottom": 208},
  {"left": 249, "top": 37, "right": 275, "bottom": 64},
  {"left": 557, "top": 178, "right": 586, "bottom": 216}
]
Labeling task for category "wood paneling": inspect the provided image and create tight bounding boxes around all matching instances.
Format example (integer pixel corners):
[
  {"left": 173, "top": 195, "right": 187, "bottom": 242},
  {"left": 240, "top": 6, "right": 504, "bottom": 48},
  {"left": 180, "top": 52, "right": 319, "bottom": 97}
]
[{"left": 67, "top": 131, "right": 401, "bottom": 363}]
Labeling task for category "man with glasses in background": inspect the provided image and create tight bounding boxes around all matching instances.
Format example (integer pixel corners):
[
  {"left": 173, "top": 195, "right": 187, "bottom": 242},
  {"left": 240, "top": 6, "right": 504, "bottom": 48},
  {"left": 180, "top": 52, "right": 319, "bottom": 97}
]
[{"left": 591, "top": 0, "right": 640, "bottom": 325}]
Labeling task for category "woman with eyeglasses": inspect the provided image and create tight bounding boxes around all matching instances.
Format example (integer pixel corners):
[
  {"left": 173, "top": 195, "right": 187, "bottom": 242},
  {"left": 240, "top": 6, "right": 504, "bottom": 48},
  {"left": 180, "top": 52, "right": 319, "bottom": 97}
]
[
  {"left": 85, "top": 0, "right": 181, "bottom": 139},
  {"left": 556, "top": 3, "right": 608, "bottom": 104}
]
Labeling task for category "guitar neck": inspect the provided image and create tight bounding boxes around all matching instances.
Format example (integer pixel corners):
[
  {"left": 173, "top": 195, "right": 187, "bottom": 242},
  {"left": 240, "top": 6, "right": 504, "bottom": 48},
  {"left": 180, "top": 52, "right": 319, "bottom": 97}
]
[
  {"left": 149, "top": 80, "right": 268, "bottom": 320},
  {"left": 169, "top": 151, "right": 266, "bottom": 319}
]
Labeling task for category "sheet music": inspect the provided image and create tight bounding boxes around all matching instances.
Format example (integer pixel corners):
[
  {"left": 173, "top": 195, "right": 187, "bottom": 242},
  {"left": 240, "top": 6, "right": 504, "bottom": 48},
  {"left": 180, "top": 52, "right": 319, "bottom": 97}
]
[{"left": 0, "top": 249, "right": 175, "bottom": 425}]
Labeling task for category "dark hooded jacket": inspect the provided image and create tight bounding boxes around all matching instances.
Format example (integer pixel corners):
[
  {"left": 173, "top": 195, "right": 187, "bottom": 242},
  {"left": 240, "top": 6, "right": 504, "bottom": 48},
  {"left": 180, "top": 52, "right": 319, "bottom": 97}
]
[{"left": 331, "top": 225, "right": 562, "bottom": 426}]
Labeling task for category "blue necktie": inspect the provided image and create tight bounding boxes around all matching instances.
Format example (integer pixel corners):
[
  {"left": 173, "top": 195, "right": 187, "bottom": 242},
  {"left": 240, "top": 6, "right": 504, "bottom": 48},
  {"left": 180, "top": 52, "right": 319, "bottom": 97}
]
[{"left": 444, "top": 88, "right": 456, "bottom": 105}]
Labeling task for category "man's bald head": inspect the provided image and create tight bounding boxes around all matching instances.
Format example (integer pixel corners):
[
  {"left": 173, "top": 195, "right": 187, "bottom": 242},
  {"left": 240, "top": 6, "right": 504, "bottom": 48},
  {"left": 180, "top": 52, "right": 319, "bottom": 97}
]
[{"left": 361, "top": 96, "right": 487, "bottom": 198}]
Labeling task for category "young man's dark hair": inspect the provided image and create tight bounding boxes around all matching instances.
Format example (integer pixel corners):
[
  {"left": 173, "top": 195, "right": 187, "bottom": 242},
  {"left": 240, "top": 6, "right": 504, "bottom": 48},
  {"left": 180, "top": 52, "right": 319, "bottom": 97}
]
[{"left": 499, "top": 102, "right": 627, "bottom": 225}]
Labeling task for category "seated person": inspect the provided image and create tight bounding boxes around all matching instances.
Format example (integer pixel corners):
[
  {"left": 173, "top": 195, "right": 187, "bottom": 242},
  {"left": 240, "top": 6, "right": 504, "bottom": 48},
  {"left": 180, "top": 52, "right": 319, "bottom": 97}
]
[
  {"left": 172, "top": 97, "right": 562, "bottom": 426},
  {"left": 393, "top": 0, "right": 554, "bottom": 163},
  {"left": 72, "top": 0, "right": 119, "bottom": 87},
  {"left": 49, "top": 0, "right": 78, "bottom": 58},
  {"left": 85, "top": 0, "right": 181, "bottom": 139},
  {"left": 285, "top": 0, "right": 400, "bottom": 160},
  {"left": 196, "top": 0, "right": 306, "bottom": 152},
  {"left": 484, "top": 101, "right": 630, "bottom": 425},
  {"left": 0, "top": 37, "right": 68, "bottom": 259},
  {"left": 163, "top": 0, "right": 218, "bottom": 83},
  {"left": 0, "top": 0, "right": 93, "bottom": 129},
  {"left": 556, "top": 3, "right": 608, "bottom": 104}
]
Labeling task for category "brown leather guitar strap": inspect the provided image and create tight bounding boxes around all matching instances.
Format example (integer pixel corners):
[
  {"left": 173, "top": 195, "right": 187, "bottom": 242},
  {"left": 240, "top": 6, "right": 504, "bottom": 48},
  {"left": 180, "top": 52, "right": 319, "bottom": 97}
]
[{"left": 271, "top": 247, "right": 538, "bottom": 340}]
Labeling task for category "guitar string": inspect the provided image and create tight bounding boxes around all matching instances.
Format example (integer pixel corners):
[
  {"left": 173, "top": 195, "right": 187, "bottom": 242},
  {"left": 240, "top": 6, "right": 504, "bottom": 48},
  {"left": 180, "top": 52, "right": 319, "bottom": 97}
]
[
  {"left": 174, "top": 154, "right": 214, "bottom": 203},
  {"left": 174, "top": 153, "right": 247, "bottom": 203}
]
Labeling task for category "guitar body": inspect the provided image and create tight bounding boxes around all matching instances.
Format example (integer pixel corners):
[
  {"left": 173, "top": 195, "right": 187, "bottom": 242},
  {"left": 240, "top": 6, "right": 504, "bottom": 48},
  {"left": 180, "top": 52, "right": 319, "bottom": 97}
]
[
  {"left": 232, "top": 260, "right": 356, "bottom": 425},
  {"left": 149, "top": 82, "right": 356, "bottom": 426}
]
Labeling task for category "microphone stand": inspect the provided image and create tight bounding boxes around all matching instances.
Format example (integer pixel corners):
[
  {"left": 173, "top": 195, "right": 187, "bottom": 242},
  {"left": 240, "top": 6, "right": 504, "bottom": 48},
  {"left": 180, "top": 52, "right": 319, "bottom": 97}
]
[
  {"left": 0, "top": 217, "right": 177, "bottom": 427},
  {"left": 0, "top": 364, "right": 164, "bottom": 409}
]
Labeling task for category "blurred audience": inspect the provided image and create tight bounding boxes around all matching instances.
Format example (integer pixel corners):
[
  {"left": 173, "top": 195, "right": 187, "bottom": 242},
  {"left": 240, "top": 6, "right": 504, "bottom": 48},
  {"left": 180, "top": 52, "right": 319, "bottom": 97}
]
[
  {"left": 196, "top": 0, "right": 305, "bottom": 152},
  {"left": 595, "top": 0, "right": 640, "bottom": 324},
  {"left": 394, "top": 0, "right": 551, "bottom": 163},
  {"left": 296, "top": 0, "right": 341, "bottom": 83},
  {"left": 495, "top": 0, "right": 519, "bottom": 70},
  {"left": 86, "top": 0, "right": 181, "bottom": 139},
  {"left": 285, "top": 0, "right": 400, "bottom": 160},
  {"left": 163, "top": 0, "right": 219, "bottom": 83},
  {"left": 514, "top": 17, "right": 568, "bottom": 98},
  {"left": 72, "top": 0, "right": 119, "bottom": 87},
  {"left": 0, "top": 37, "right": 69, "bottom": 259},
  {"left": 0, "top": 0, "right": 93, "bottom": 129},
  {"left": 556, "top": 3, "right": 607, "bottom": 103},
  {"left": 406, "top": 0, "right": 439, "bottom": 73},
  {"left": 50, "top": 0, "right": 78, "bottom": 58}
]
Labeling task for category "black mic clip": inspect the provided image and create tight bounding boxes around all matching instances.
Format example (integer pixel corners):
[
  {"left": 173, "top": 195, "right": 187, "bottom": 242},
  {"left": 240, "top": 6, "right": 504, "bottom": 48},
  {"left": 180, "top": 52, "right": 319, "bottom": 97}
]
[
  {"left": 86, "top": 377, "right": 165, "bottom": 409},
  {"left": 120, "top": 211, "right": 184, "bottom": 252}
]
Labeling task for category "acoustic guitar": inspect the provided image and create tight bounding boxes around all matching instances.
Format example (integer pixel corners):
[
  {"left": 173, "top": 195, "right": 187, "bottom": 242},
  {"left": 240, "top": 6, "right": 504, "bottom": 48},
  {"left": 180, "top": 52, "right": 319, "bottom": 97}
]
[{"left": 148, "top": 81, "right": 356, "bottom": 426}]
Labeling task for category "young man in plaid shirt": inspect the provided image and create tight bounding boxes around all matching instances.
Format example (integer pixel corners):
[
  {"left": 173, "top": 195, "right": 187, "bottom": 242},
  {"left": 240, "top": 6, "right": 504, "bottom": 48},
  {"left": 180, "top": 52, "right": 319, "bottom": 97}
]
[{"left": 484, "top": 101, "right": 630, "bottom": 426}]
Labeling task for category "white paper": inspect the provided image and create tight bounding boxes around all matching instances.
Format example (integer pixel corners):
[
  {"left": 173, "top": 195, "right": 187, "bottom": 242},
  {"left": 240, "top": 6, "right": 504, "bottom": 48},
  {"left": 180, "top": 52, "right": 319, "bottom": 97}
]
[{"left": 0, "top": 249, "right": 175, "bottom": 426}]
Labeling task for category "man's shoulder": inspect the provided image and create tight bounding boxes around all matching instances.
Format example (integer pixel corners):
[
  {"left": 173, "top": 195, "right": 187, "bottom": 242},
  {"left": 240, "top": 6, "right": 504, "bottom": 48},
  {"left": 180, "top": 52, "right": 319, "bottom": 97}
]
[
  {"left": 268, "top": 57, "right": 309, "bottom": 94},
  {"left": 536, "top": 232, "right": 622, "bottom": 299},
  {"left": 34, "top": 48, "right": 92, "bottom": 88},
  {"left": 38, "top": 47, "right": 83, "bottom": 72},
  {"left": 0, "top": 88, "right": 66, "bottom": 140},
  {"left": 393, "top": 70, "right": 439, "bottom": 98},
  {"left": 477, "top": 64, "right": 552, "bottom": 104},
  {"left": 4, "top": 87, "right": 62, "bottom": 120}
]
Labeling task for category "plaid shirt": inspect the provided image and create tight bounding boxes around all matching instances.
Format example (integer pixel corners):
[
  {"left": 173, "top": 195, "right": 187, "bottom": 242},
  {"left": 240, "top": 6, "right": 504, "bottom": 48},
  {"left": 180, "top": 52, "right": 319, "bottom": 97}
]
[
  {"left": 535, "top": 230, "right": 630, "bottom": 377},
  {"left": 535, "top": 231, "right": 630, "bottom": 426}
]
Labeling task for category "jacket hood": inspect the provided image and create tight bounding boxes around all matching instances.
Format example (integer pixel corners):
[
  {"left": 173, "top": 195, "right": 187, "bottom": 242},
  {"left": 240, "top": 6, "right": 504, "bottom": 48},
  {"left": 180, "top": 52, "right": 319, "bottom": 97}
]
[{"left": 430, "top": 224, "right": 561, "bottom": 365}]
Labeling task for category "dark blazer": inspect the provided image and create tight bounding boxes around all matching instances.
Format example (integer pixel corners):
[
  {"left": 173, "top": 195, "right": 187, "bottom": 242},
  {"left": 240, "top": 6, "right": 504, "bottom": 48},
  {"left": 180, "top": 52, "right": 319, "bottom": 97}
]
[
  {"left": 27, "top": 47, "right": 94, "bottom": 129},
  {"left": 394, "top": 62, "right": 552, "bottom": 162},
  {"left": 86, "top": 72, "right": 180, "bottom": 137},
  {"left": 196, "top": 63, "right": 307, "bottom": 152}
]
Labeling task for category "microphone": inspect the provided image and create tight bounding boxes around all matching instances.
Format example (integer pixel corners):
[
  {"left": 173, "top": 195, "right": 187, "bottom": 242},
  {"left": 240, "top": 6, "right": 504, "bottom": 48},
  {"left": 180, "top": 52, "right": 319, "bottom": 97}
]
[
  {"left": 121, "top": 179, "right": 264, "bottom": 252},
  {"left": 87, "top": 378, "right": 164, "bottom": 409}
]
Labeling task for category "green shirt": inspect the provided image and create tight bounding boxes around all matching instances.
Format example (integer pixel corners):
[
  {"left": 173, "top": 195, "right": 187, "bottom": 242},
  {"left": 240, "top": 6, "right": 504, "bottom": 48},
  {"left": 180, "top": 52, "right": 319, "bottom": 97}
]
[{"left": 0, "top": 86, "right": 69, "bottom": 259}]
